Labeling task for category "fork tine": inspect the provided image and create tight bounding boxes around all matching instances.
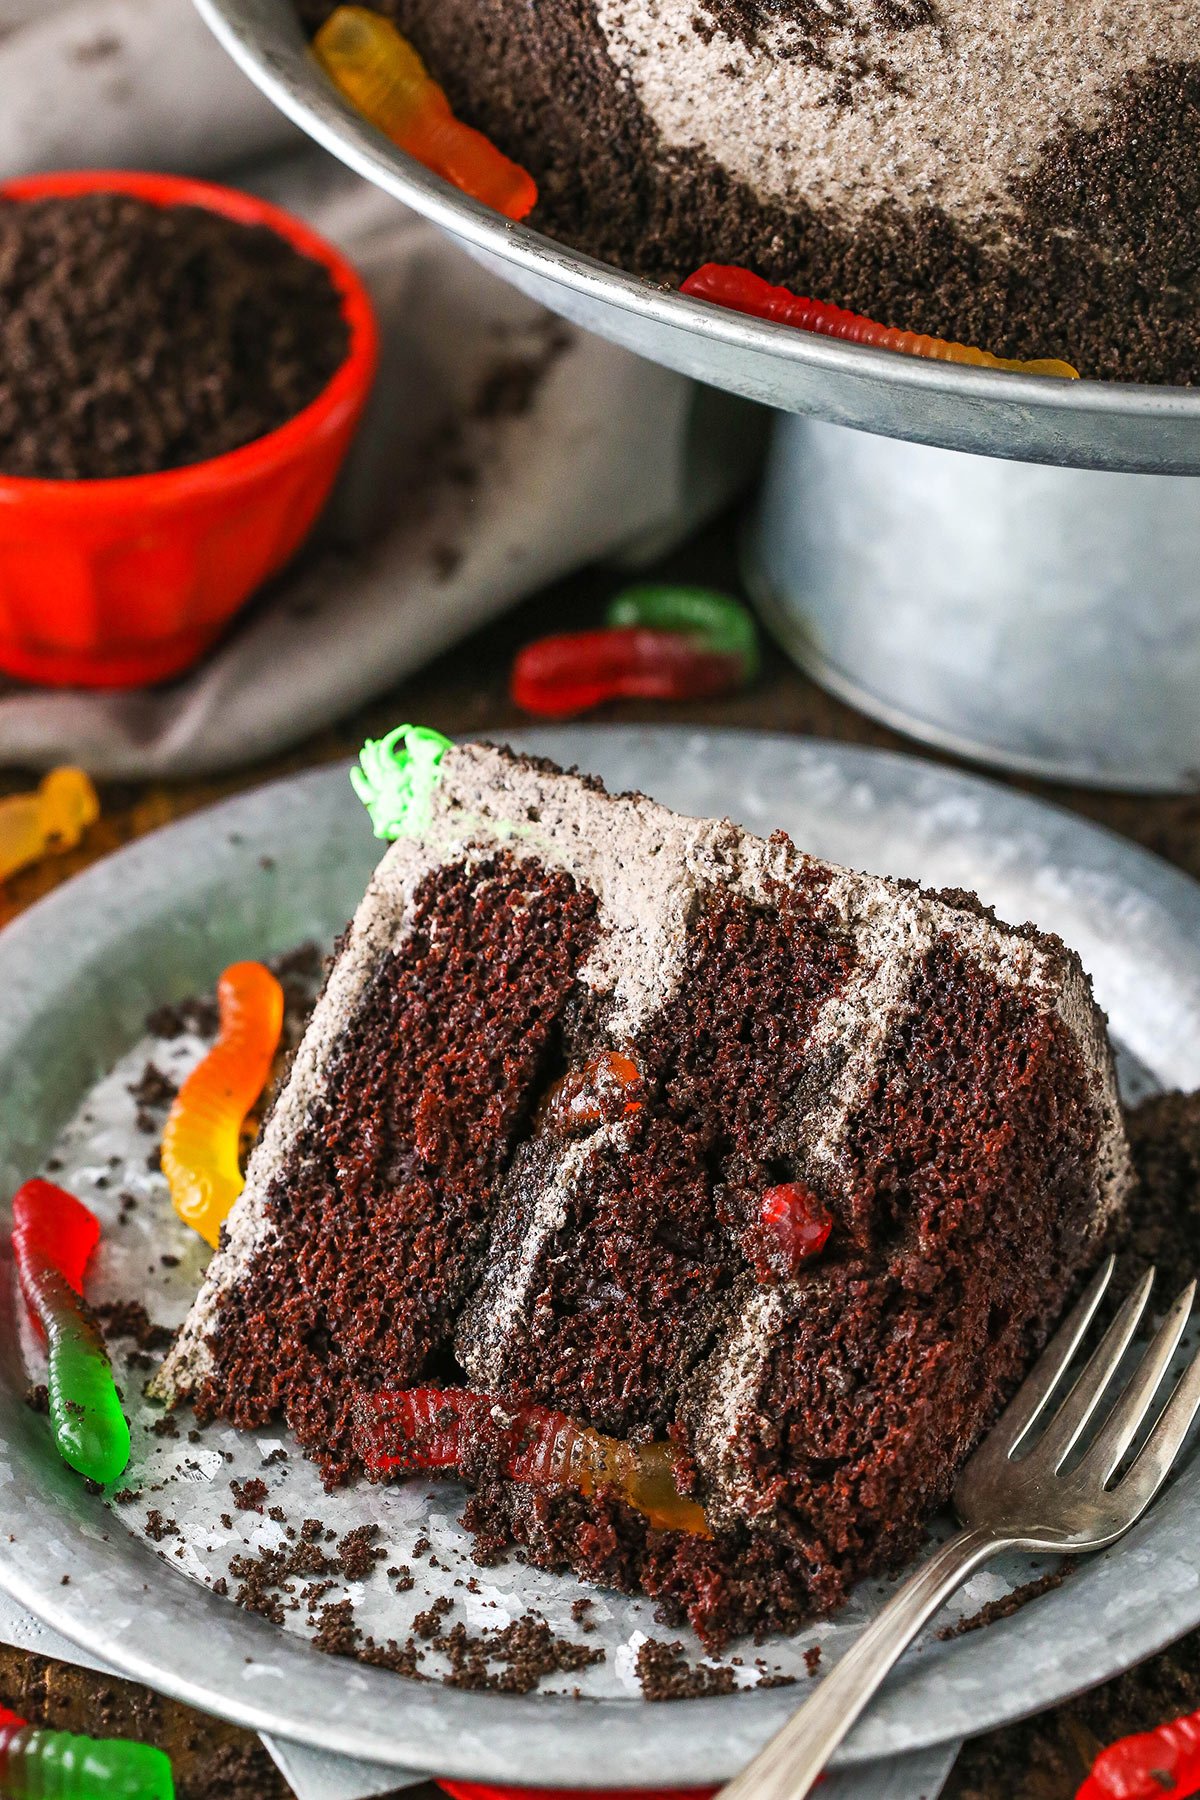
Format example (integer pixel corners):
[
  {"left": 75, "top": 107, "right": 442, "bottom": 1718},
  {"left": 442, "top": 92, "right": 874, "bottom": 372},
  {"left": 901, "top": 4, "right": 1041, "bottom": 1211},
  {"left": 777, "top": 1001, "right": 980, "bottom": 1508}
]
[
  {"left": 1076, "top": 1281, "right": 1196, "bottom": 1485},
  {"left": 1116, "top": 1335, "right": 1200, "bottom": 1517},
  {"left": 987, "top": 1255, "right": 1115, "bottom": 1460},
  {"left": 1037, "top": 1266, "right": 1155, "bottom": 1471}
]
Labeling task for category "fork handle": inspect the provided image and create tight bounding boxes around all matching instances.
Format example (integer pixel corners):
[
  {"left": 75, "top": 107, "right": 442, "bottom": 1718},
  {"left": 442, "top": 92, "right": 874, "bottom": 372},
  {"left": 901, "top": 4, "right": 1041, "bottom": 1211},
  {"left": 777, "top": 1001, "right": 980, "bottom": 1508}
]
[{"left": 716, "top": 1526, "right": 1005, "bottom": 1800}]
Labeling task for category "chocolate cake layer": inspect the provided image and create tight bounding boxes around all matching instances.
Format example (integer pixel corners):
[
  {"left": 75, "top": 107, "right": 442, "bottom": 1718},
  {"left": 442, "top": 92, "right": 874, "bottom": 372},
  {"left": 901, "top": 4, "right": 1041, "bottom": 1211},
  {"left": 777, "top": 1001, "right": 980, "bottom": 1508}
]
[
  {"left": 158, "top": 848, "right": 598, "bottom": 1482},
  {"left": 158, "top": 740, "right": 1132, "bottom": 1645},
  {"left": 456, "top": 873, "right": 857, "bottom": 1434},
  {"left": 298, "top": 0, "right": 1200, "bottom": 383}
]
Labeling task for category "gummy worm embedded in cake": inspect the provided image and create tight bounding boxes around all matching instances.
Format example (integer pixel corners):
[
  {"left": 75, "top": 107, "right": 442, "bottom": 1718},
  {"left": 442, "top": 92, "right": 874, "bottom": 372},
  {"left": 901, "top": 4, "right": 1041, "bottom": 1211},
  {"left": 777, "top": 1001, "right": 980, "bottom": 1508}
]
[
  {"left": 154, "top": 730, "right": 1132, "bottom": 1647},
  {"left": 681, "top": 264, "right": 1080, "bottom": 379},
  {"left": 313, "top": 7, "right": 537, "bottom": 220},
  {"left": 11, "top": 1179, "right": 130, "bottom": 1486},
  {"left": 353, "top": 1387, "right": 711, "bottom": 1535},
  {"left": 538, "top": 1050, "right": 644, "bottom": 1134},
  {"left": 0, "top": 1702, "right": 174, "bottom": 1799},
  {"left": 160, "top": 961, "right": 284, "bottom": 1248}
]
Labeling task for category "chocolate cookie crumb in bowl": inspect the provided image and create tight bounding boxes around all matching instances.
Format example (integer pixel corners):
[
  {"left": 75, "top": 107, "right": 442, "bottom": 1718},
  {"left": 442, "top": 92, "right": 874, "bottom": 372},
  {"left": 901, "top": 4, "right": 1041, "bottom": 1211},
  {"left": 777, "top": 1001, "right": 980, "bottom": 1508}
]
[
  {"left": 0, "top": 171, "right": 378, "bottom": 690},
  {"left": 0, "top": 193, "right": 349, "bottom": 482}
]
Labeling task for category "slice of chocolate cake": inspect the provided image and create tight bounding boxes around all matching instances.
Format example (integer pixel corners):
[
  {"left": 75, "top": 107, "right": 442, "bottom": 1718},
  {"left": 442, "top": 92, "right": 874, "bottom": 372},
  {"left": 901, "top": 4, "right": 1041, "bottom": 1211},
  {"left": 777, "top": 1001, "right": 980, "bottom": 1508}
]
[{"left": 156, "top": 727, "right": 1132, "bottom": 1645}]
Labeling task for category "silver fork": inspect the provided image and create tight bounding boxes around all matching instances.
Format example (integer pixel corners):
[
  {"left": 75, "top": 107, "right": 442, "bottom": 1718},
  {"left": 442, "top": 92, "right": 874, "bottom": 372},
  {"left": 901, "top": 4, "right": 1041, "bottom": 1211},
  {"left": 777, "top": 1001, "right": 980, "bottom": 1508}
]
[{"left": 717, "top": 1257, "right": 1200, "bottom": 1800}]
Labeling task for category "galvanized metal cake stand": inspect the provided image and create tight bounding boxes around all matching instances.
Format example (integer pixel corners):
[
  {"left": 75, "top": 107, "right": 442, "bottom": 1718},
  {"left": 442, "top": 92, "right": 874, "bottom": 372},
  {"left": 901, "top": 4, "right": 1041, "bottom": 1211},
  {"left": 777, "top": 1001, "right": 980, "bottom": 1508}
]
[{"left": 197, "top": 0, "right": 1200, "bottom": 792}]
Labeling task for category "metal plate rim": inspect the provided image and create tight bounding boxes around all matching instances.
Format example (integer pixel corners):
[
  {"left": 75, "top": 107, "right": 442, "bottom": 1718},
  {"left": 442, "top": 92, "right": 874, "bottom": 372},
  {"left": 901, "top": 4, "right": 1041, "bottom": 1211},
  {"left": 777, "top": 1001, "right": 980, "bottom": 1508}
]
[{"left": 3, "top": 726, "right": 1200, "bottom": 1783}]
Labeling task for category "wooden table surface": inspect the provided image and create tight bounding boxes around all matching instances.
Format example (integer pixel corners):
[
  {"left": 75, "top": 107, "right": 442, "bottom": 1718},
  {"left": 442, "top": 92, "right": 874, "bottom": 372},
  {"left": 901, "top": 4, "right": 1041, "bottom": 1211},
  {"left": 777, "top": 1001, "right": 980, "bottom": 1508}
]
[{"left": 4, "top": 504, "right": 1200, "bottom": 1798}]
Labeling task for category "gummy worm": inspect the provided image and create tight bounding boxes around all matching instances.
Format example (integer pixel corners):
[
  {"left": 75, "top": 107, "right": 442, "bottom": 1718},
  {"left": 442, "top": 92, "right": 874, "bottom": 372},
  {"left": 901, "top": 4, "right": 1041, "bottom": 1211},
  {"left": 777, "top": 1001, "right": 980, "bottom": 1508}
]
[
  {"left": 1077, "top": 1707, "right": 1200, "bottom": 1798},
  {"left": 11, "top": 1179, "right": 130, "bottom": 1487},
  {"left": 161, "top": 961, "right": 284, "bottom": 1248},
  {"left": 605, "top": 586, "right": 760, "bottom": 683},
  {"left": 755, "top": 1182, "right": 833, "bottom": 1281},
  {"left": 0, "top": 1703, "right": 174, "bottom": 1799},
  {"left": 681, "top": 264, "right": 1080, "bottom": 379},
  {"left": 0, "top": 767, "right": 99, "bottom": 885},
  {"left": 354, "top": 1388, "right": 711, "bottom": 1536},
  {"left": 511, "top": 626, "right": 744, "bottom": 720},
  {"left": 537, "top": 1051, "right": 644, "bottom": 1134},
  {"left": 314, "top": 7, "right": 537, "bottom": 221}
]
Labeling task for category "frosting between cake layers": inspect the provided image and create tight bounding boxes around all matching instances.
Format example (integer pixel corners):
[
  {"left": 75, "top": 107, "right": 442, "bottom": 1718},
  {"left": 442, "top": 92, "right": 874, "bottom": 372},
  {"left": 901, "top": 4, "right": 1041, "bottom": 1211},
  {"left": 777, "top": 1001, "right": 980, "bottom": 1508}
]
[{"left": 593, "top": 0, "right": 1198, "bottom": 229}]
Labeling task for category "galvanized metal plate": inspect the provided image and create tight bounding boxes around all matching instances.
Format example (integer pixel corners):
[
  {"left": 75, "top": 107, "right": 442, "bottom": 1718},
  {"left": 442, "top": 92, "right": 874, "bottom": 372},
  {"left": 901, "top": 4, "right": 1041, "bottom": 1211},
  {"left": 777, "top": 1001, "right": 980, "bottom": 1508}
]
[
  {"left": 2, "top": 727, "right": 1200, "bottom": 1788},
  {"left": 192, "top": 0, "right": 1200, "bottom": 475}
]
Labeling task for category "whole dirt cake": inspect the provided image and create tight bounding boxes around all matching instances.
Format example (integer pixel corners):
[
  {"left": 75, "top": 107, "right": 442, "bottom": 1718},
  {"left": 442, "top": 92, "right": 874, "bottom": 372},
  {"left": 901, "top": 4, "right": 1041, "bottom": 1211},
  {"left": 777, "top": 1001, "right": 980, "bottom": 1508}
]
[
  {"left": 298, "top": 0, "right": 1200, "bottom": 384},
  {"left": 0, "top": 193, "right": 350, "bottom": 480}
]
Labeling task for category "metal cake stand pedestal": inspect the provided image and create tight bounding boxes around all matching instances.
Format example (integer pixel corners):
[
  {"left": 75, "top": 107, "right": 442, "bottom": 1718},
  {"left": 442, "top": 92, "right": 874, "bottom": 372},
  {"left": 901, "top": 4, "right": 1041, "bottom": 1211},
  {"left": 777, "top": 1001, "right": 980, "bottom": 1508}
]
[{"left": 196, "top": 0, "right": 1200, "bottom": 792}]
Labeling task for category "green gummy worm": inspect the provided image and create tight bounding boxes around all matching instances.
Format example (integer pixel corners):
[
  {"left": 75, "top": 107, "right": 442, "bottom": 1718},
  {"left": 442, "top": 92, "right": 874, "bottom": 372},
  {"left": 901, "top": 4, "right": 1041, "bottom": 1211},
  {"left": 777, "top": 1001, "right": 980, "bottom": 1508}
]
[
  {"left": 0, "top": 1724, "right": 174, "bottom": 1799},
  {"left": 605, "top": 585, "right": 760, "bottom": 682},
  {"left": 35, "top": 1267, "right": 130, "bottom": 1486}
]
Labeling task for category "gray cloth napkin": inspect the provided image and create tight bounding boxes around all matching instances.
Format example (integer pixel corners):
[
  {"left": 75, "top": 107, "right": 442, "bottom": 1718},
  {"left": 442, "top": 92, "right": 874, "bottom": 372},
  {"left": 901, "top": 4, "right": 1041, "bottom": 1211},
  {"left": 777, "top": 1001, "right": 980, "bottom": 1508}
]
[
  {"left": 0, "top": 2, "right": 763, "bottom": 777},
  {"left": 0, "top": 0, "right": 297, "bottom": 178}
]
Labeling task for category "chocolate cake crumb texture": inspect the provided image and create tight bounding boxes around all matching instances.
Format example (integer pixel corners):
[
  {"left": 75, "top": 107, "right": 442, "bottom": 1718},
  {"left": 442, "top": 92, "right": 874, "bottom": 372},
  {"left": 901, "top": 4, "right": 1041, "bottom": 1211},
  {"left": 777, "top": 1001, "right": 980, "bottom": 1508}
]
[
  {"left": 335, "top": 1524, "right": 386, "bottom": 1581},
  {"left": 938, "top": 1565, "right": 1071, "bottom": 1641},
  {"left": 229, "top": 1477, "right": 268, "bottom": 1513},
  {"left": 435, "top": 1614, "right": 604, "bottom": 1693},
  {"left": 192, "top": 852, "right": 599, "bottom": 1483},
  {"left": 93, "top": 1299, "right": 173, "bottom": 1352}
]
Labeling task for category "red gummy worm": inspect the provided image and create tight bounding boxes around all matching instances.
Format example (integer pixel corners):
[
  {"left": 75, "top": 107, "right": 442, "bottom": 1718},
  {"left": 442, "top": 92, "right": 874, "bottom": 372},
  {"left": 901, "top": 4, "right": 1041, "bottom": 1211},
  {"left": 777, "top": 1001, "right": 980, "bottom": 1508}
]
[
  {"left": 357, "top": 1387, "right": 476, "bottom": 1470},
  {"left": 681, "top": 263, "right": 1079, "bottom": 378},
  {"left": 1077, "top": 1708, "right": 1200, "bottom": 1798},
  {"left": 758, "top": 1182, "right": 833, "bottom": 1278},
  {"left": 511, "top": 628, "right": 742, "bottom": 719},
  {"left": 538, "top": 1051, "right": 643, "bottom": 1134},
  {"left": 11, "top": 1178, "right": 99, "bottom": 1310}
]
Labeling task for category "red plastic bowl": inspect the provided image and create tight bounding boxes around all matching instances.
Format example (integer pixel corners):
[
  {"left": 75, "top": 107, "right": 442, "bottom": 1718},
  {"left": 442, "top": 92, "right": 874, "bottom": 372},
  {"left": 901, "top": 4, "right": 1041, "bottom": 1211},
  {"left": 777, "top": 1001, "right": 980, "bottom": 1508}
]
[{"left": 0, "top": 170, "right": 379, "bottom": 688}]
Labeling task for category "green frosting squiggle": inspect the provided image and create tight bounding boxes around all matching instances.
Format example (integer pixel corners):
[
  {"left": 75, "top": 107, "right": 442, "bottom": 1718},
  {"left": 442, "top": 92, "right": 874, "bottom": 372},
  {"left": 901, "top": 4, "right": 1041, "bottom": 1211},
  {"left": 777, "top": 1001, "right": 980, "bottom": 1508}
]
[{"left": 350, "top": 724, "right": 453, "bottom": 839}]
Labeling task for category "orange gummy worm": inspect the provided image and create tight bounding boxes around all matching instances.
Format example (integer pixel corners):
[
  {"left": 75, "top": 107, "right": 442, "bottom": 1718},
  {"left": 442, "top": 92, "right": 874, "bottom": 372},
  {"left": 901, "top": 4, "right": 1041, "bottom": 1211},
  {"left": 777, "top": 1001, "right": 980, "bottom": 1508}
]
[
  {"left": 515, "top": 1418, "right": 712, "bottom": 1536},
  {"left": 161, "top": 961, "right": 283, "bottom": 1248},
  {"left": 537, "top": 1051, "right": 643, "bottom": 1134},
  {"left": 313, "top": 7, "right": 537, "bottom": 221}
]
